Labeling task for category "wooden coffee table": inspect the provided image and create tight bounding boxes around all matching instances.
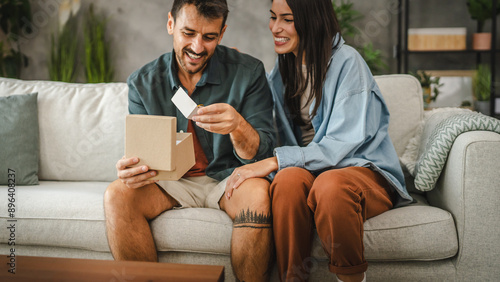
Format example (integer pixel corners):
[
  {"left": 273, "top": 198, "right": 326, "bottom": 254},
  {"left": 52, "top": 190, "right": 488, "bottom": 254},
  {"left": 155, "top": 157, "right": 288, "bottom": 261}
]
[{"left": 1, "top": 255, "right": 224, "bottom": 281}]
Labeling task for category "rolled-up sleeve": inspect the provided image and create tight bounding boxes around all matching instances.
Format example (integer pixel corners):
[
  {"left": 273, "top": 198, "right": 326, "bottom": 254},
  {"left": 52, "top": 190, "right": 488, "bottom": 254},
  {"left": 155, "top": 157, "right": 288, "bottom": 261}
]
[{"left": 274, "top": 90, "right": 381, "bottom": 172}]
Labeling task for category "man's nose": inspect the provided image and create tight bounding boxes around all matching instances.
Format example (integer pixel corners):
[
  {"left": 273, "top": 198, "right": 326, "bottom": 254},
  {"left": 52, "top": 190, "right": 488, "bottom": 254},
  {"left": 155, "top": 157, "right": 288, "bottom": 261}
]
[{"left": 191, "top": 35, "right": 204, "bottom": 54}]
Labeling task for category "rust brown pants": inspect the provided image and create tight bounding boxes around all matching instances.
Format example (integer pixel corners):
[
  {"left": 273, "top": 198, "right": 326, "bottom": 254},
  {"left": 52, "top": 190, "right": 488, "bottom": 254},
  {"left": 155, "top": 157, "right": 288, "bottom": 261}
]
[{"left": 270, "top": 166, "right": 393, "bottom": 281}]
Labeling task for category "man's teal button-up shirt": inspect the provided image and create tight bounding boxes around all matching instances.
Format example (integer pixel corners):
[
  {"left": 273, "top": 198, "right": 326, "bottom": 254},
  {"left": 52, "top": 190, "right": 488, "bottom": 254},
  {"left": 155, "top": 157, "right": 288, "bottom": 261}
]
[{"left": 127, "top": 45, "right": 275, "bottom": 181}]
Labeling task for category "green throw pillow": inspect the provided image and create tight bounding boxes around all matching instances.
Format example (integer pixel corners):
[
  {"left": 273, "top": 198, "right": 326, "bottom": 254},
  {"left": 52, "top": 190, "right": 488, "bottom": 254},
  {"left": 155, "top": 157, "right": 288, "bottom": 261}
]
[{"left": 0, "top": 93, "right": 40, "bottom": 185}]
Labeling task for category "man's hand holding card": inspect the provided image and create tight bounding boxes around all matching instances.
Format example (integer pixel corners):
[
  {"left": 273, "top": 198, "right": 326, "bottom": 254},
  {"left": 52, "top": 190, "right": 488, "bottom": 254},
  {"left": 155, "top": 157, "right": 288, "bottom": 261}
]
[
  {"left": 171, "top": 87, "right": 243, "bottom": 136},
  {"left": 192, "top": 104, "right": 243, "bottom": 135}
]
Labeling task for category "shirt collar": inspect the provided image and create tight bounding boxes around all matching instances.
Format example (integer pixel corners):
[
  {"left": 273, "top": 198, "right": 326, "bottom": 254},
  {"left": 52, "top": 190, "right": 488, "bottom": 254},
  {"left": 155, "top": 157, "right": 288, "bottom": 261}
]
[
  {"left": 327, "top": 33, "right": 345, "bottom": 68},
  {"left": 168, "top": 47, "right": 222, "bottom": 91}
]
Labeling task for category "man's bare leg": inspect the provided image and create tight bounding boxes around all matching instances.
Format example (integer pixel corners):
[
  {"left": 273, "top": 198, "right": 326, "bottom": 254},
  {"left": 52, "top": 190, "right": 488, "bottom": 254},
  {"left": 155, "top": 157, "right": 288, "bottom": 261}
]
[
  {"left": 104, "top": 180, "right": 178, "bottom": 261},
  {"left": 220, "top": 178, "right": 273, "bottom": 282}
]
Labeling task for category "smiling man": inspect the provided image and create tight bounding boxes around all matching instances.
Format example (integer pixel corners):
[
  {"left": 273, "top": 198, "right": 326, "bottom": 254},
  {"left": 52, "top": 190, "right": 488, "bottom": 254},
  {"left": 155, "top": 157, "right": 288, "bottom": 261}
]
[{"left": 103, "top": 1, "right": 275, "bottom": 281}]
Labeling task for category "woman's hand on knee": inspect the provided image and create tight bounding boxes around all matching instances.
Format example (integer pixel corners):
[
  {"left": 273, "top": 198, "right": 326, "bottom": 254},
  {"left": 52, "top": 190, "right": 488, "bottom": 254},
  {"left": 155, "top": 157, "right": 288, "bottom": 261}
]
[{"left": 225, "top": 157, "right": 279, "bottom": 200}]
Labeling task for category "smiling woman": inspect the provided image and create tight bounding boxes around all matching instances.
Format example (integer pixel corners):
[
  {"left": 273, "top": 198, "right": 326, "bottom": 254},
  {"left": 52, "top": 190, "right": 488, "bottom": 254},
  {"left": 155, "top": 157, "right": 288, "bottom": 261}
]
[
  {"left": 270, "top": 0, "right": 340, "bottom": 124},
  {"left": 269, "top": 6, "right": 298, "bottom": 55}
]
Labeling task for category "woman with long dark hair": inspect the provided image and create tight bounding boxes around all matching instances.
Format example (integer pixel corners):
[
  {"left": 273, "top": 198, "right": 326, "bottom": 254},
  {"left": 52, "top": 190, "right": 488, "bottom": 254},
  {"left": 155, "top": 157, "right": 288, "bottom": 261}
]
[{"left": 225, "top": 0, "right": 413, "bottom": 281}]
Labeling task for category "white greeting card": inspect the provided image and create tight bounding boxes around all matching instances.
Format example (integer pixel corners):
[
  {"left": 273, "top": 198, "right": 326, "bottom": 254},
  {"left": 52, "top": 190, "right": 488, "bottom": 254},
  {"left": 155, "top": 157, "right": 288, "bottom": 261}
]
[{"left": 171, "top": 87, "right": 200, "bottom": 119}]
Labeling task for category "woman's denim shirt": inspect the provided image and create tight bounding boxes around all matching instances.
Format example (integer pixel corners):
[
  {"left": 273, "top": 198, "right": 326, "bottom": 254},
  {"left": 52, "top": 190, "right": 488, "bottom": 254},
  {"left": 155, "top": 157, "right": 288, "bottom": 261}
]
[{"left": 267, "top": 37, "right": 412, "bottom": 207}]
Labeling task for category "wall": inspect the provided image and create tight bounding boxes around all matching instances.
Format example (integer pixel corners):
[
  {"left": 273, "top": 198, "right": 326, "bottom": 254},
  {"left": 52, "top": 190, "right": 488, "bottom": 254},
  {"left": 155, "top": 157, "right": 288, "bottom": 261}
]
[
  {"left": 14, "top": 0, "right": 500, "bottom": 82},
  {"left": 19, "top": 0, "right": 276, "bottom": 82}
]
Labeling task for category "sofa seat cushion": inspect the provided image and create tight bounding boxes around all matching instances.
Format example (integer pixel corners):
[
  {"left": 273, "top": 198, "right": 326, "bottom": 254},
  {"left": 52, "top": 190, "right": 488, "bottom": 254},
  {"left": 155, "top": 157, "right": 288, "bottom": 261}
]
[
  {"left": 0, "top": 181, "right": 234, "bottom": 255},
  {"left": 0, "top": 182, "right": 111, "bottom": 252},
  {"left": 0, "top": 183, "right": 457, "bottom": 261},
  {"left": 151, "top": 207, "right": 233, "bottom": 254}
]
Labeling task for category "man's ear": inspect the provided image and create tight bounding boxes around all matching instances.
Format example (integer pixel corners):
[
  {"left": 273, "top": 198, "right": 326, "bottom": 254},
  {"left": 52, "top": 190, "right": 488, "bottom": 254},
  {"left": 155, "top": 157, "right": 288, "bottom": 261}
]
[
  {"left": 218, "top": 25, "right": 228, "bottom": 44},
  {"left": 167, "top": 12, "right": 174, "bottom": 35}
]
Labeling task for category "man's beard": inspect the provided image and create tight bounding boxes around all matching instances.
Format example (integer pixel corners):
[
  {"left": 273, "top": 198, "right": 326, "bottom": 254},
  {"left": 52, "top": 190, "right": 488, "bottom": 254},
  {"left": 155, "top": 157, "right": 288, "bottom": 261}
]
[{"left": 177, "top": 47, "right": 209, "bottom": 75}]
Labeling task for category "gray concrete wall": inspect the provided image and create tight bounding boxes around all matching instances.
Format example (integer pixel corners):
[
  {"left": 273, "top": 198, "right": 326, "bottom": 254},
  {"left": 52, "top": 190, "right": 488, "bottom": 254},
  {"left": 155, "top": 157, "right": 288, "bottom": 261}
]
[{"left": 15, "top": 0, "right": 500, "bottom": 82}]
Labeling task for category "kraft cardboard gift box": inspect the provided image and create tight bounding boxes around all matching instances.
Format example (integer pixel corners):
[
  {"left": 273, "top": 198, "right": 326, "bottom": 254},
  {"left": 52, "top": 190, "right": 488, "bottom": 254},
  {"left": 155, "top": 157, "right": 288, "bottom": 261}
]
[{"left": 125, "top": 115, "right": 195, "bottom": 181}]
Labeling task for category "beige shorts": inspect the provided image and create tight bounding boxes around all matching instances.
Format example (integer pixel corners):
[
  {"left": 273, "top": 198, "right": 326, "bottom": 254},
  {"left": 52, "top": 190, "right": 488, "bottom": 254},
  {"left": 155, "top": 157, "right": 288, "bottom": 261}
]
[{"left": 157, "top": 176, "right": 228, "bottom": 209}]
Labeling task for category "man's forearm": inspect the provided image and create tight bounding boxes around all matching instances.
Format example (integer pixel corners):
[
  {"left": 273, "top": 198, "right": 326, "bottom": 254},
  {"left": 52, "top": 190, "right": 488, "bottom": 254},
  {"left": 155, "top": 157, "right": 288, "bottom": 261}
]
[{"left": 230, "top": 117, "right": 260, "bottom": 160}]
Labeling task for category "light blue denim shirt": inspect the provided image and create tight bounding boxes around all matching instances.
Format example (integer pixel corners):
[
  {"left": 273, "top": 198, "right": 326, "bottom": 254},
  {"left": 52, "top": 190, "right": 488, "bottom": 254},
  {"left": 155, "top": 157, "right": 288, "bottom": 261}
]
[{"left": 268, "top": 36, "right": 412, "bottom": 207}]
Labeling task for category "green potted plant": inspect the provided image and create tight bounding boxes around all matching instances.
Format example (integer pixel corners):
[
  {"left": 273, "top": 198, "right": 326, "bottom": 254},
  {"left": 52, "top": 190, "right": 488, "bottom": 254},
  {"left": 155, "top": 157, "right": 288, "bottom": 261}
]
[
  {"left": 0, "top": 0, "right": 32, "bottom": 78},
  {"left": 473, "top": 64, "right": 491, "bottom": 115},
  {"left": 84, "top": 4, "right": 114, "bottom": 83},
  {"left": 466, "top": 0, "right": 500, "bottom": 50},
  {"left": 410, "top": 71, "right": 444, "bottom": 109},
  {"left": 49, "top": 12, "right": 79, "bottom": 82},
  {"left": 358, "top": 43, "right": 388, "bottom": 75},
  {"left": 332, "top": 0, "right": 362, "bottom": 38},
  {"left": 460, "top": 100, "right": 474, "bottom": 110}
]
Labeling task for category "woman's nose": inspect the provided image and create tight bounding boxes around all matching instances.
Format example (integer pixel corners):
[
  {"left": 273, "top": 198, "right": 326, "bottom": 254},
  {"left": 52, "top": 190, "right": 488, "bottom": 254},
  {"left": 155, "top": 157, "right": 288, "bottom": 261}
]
[{"left": 270, "top": 21, "right": 282, "bottom": 33}]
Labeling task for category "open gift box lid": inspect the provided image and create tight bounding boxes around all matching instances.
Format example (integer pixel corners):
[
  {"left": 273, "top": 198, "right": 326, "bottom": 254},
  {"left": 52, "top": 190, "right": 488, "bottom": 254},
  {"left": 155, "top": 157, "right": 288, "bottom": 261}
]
[{"left": 125, "top": 115, "right": 195, "bottom": 181}]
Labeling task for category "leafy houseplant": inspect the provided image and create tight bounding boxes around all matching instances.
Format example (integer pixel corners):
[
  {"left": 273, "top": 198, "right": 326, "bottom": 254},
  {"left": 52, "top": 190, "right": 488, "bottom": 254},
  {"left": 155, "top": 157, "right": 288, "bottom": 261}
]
[
  {"left": 358, "top": 43, "right": 388, "bottom": 75},
  {"left": 332, "top": 0, "right": 363, "bottom": 39},
  {"left": 332, "top": 0, "right": 388, "bottom": 75},
  {"left": 460, "top": 100, "right": 473, "bottom": 110},
  {"left": 473, "top": 64, "right": 491, "bottom": 115},
  {"left": 49, "top": 13, "right": 79, "bottom": 82},
  {"left": 466, "top": 0, "right": 500, "bottom": 50},
  {"left": 0, "top": 0, "right": 32, "bottom": 78},
  {"left": 467, "top": 0, "right": 500, "bottom": 33},
  {"left": 84, "top": 3, "right": 114, "bottom": 83},
  {"left": 410, "top": 71, "right": 443, "bottom": 109}
]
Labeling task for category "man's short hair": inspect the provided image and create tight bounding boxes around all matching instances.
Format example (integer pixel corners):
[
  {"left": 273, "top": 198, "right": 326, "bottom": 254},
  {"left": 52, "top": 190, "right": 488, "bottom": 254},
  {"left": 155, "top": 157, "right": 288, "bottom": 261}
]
[{"left": 171, "top": 0, "right": 229, "bottom": 30}]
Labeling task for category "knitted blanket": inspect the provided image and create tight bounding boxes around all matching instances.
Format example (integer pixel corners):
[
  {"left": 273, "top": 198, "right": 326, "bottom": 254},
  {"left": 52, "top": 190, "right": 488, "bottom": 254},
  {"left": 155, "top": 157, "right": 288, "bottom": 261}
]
[{"left": 410, "top": 111, "right": 500, "bottom": 191}]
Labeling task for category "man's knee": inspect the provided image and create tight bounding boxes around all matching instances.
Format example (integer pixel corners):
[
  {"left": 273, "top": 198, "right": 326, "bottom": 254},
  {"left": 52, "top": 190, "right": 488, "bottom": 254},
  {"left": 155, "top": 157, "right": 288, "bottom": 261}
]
[
  {"left": 104, "top": 179, "right": 136, "bottom": 212},
  {"left": 240, "top": 178, "right": 271, "bottom": 210},
  {"left": 225, "top": 178, "right": 271, "bottom": 222}
]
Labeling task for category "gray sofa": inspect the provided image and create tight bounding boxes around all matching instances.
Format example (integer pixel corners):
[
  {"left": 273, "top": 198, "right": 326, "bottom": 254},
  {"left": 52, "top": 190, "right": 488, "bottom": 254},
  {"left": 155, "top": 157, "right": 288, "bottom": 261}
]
[{"left": 1, "top": 75, "right": 499, "bottom": 281}]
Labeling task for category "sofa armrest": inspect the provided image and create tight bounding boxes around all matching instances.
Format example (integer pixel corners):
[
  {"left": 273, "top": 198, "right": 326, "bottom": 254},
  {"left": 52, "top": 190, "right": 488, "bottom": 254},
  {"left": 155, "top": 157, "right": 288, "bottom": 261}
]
[{"left": 427, "top": 131, "right": 500, "bottom": 280}]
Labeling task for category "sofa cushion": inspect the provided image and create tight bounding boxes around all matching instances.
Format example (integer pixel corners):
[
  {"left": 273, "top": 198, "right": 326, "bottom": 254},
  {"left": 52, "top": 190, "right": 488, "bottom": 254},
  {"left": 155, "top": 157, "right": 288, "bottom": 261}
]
[
  {"left": 355, "top": 194, "right": 457, "bottom": 261},
  {"left": 374, "top": 75, "right": 423, "bottom": 157},
  {"left": 0, "top": 182, "right": 110, "bottom": 252},
  {"left": 0, "top": 183, "right": 457, "bottom": 261},
  {"left": 0, "top": 92, "right": 39, "bottom": 185},
  {"left": 309, "top": 194, "right": 457, "bottom": 261},
  {"left": 0, "top": 78, "right": 128, "bottom": 182}
]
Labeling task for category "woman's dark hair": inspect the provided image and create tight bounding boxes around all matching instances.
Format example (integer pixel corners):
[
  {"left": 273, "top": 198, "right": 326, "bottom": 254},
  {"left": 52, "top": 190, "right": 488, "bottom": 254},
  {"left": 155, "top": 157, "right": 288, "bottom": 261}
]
[
  {"left": 276, "top": 0, "right": 341, "bottom": 125},
  {"left": 171, "top": 0, "right": 229, "bottom": 30}
]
